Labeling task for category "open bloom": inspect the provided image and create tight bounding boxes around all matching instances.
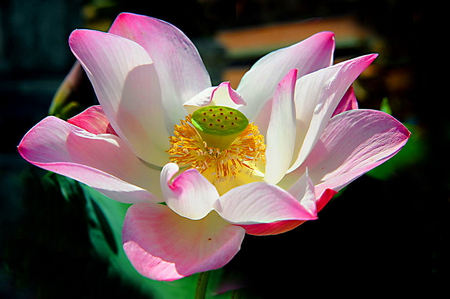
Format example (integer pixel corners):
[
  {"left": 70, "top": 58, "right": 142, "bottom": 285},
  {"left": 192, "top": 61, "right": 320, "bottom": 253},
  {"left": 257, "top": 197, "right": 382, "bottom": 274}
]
[{"left": 18, "top": 13, "right": 410, "bottom": 281}]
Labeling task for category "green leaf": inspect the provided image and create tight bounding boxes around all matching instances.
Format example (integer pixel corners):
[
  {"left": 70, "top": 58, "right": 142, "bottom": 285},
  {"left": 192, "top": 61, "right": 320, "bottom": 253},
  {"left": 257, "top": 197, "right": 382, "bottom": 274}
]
[{"left": 55, "top": 172, "right": 81, "bottom": 201}]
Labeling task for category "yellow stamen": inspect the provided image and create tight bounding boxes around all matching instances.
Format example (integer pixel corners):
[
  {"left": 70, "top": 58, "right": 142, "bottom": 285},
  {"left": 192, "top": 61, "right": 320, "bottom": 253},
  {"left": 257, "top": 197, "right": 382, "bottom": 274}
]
[{"left": 167, "top": 112, "right": 266, "bottom": 191}]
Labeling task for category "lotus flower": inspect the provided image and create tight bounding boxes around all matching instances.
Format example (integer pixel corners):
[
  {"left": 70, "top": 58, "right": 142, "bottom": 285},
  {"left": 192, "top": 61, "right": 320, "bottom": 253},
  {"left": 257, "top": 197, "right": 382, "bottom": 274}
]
[{"left": 18, "top": 13, "right": 410, "bottom": 281}]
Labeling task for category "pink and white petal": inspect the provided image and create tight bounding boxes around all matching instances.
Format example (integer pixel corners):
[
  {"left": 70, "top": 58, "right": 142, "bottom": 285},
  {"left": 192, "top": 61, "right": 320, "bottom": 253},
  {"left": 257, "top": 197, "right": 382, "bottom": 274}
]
[
  {"left": 237, "top": 32, "right": 335, "bottom": 121},
  {"left": 332, "top": 86, "right": 358, "bottom": 117},
  {"left": 183, "top": 82, "right": 246, "bottom": 114},
  {"left": 69, "top": 29, "right": 169, "bottom": 167},
  {"left": 18, "top": 116, "right": 161, "bottom": 203},
  {"left": 289, "top": 54, "right": 378, "bottom": 172},
  {"left": 161, "top": 163, "right": 219, "bottom": 220},
  {"left": 264, "top": 69, "right": 298, "bottom": 184},
  {"left": 215, "top": 181, "right": 317, "bottom": 235},
  {"left": 123, "top": 203, "right": 245, "bottom": 281},
  {"left": 109, "top": 13, "right": 211, "bottom": 125},
  {"left": 68, "top": 105, "right": 116, "bottom": 135},
  {"left": 289, "top": 109, "right": 410, "bottom": 198}
]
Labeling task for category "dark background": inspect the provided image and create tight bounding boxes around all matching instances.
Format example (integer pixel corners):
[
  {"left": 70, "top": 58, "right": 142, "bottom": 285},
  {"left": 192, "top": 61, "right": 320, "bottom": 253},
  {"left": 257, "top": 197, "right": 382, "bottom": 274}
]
[{"left": 1, "top": 0, "right": 448, "bottom": 298}]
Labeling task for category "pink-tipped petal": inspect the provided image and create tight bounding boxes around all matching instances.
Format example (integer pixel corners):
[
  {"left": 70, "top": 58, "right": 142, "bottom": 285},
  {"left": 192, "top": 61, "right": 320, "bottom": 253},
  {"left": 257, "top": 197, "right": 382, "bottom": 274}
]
[
  {"left": 109, "top": 13, "right": 211, "bottom": 125},
  {"left": 123, "top": 203, "right": 245, "bottom": 281},
  {"left": 316, "top": 188, "right": 338, "bottom": 212},
  {"left": 161, "top": 163, "right": 219, "bottom": 220},
  {"left": 242, "top": 220, "right": 306, "bottom": 236},
  {"left": 238, "top": 31, "right": 335, "bottom": 121},
  {"left": 68, "top": 105, "right": 116, "bottom": 135},
  {"left": 264, "top": 69, "right": 298, "bottom": 184},
  {"left": 18, "top": 116, "right": 160, "bottom": 203},
  {"left": 215, "top": 181, "right": 317, "bottom": 235},
  {"left": 332, "top": 86, "right": 358, "bottom": 117},
  {"left": 286, "top": 109, "right": 410, "bottom": 198},
  {"left": 289, "top": 54, "right": 378, "bottom": 172},
  {"left": 69, "top": 29, "right": 169, "bottom": 166}
]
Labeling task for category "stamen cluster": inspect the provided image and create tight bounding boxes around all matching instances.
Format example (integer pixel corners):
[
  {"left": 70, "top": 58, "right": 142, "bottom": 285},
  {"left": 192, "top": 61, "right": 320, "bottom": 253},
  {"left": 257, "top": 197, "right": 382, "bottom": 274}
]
[{"left": 167, "top": 114, "right": 266, "bottom": 182}]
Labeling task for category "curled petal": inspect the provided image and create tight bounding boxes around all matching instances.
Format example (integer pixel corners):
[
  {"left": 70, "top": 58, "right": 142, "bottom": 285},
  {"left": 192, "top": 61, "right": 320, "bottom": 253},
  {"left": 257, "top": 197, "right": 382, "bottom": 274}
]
[
  {"left": 161, "top": 163, "right": 219, "bottom": 220},
  {"left": 211, "top": 82, "right": 246, "bottom": 107},
  {"left": 18, "top": 116, "right": 160, "bottom": 203},
  {"left": 123, "top": 203, "right": 245, "bottom": 281}
]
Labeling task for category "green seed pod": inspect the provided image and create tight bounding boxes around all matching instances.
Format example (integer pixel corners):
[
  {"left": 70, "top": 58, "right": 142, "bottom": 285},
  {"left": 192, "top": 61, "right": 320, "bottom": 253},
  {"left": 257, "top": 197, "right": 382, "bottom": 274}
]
[{"left": 191, "top": 106, "right": 249, "bottom": 149}]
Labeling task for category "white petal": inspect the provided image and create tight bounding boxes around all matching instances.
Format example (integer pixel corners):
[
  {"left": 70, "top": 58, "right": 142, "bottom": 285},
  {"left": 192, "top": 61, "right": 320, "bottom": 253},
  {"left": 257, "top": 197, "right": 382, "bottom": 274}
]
[{"left": 264, "top": 69, "right": 298, "bottom": 184}]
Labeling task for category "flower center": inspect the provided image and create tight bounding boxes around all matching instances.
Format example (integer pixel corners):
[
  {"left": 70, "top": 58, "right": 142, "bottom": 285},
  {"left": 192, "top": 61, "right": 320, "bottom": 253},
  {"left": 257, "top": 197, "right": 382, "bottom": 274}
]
[{"left": 167, "top": 106, "right": 266, "bottom": 192}]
